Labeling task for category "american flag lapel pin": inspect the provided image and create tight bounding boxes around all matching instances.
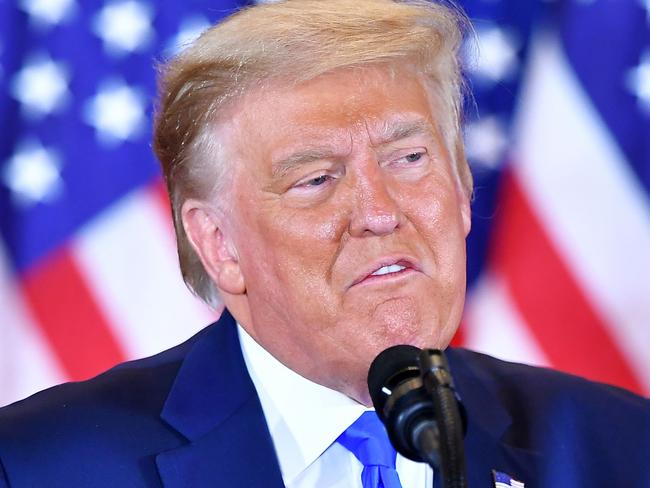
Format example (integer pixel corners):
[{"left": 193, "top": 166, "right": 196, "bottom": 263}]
[{"left": 492, "top": 470, "right": 525, "bottom": 488}]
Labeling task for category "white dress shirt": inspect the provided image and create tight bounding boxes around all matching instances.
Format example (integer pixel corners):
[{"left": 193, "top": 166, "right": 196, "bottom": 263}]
[{"left": 238, "top": 325, "right": 433, "bottom": 487}]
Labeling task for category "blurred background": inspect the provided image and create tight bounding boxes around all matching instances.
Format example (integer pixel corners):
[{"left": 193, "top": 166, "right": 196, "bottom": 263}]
[{"left": 1, "top": 0, "right": 648, "bottom": 407}]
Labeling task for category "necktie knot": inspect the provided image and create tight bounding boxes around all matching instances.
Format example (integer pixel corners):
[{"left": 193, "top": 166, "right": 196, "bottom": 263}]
[{"left": 337, "top": 412, "right": 402, "bottom": 488}]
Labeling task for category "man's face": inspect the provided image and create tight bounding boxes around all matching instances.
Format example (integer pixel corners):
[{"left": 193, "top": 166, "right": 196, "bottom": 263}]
[{"left": 217, "top": 64, "right": 470, "bottom": 403}]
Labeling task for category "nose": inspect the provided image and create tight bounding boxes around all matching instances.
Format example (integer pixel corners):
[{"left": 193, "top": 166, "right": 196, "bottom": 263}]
[{"left": 348, "top": 166, "right": 403, "bottom": 238}]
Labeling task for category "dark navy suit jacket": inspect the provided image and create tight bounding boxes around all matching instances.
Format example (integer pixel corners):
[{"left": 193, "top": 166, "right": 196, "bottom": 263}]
[{"left": 0, "top": 309, "right": 648, "bottom": 487}]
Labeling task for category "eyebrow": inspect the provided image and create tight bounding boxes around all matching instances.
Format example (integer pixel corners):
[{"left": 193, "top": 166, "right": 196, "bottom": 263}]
[
  {"left": 271, "top": 118, "right": 435, "bottom": 178},
  {"left": 374, "top": 118, "right": 435, "bottom": 145},
  {"left": 271, "top": 147, "right": 337, "bottom": 178}
]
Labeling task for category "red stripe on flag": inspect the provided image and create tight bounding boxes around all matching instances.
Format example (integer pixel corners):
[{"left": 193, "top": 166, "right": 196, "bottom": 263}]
[
  {"left": 150, "top": 177, "right": 173, "bottom": 221},
  {"left": 491, "top": 171, "right": 643, "bottom": 394},
  {"left": 21, "top": 247, "right": 126, "bottom": 381},
  {"left": 450, "top": 319, "right": 466, "bottom": 347}
]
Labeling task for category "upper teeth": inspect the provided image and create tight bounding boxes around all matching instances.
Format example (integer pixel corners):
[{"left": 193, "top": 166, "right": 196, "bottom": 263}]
[{"left": 371, "top": 264, "right": 406, "bottom": 276}]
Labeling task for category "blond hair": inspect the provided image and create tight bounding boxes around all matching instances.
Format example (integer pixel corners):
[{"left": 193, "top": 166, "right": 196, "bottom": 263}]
[{"left": 153, "top": 0, "right": 472, "bottom": 307}]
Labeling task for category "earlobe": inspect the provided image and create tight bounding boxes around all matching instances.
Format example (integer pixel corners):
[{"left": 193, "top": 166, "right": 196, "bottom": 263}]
[
  {"left": 216, "top": 260, "right": 246, "bottom": 295},
  {"left": 181, "top": 200, "right": 246, "bottom": 296}
]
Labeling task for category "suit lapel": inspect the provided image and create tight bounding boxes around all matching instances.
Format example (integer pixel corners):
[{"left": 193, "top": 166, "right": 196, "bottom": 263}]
[
  {"left": 155, "top": 310, "right": 285, "bottom": 488},
  {"left": 153, "top": 318, "right": 539, "bottom": 487},
  {"left": 447, "top": 348, "right": 540, "bottom": 488}
]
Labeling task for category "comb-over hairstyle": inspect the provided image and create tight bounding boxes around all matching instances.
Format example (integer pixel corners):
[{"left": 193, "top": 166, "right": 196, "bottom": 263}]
[{"left": 153, "top": 0, "right": 472, "bottom": 307}]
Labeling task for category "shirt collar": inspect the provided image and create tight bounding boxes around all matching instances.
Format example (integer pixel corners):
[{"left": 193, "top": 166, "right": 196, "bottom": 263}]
[{"left": 238, "top": 324, "right": 368, "bottom": 485}]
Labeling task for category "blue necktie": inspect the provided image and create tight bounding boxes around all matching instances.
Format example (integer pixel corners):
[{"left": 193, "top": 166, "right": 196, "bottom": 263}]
[{"left": 337, "top": 411, "right": 403, "bottom": 488}]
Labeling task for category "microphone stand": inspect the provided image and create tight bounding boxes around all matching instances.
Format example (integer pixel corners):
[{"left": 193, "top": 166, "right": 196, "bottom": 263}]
[{"left": 418, "top": 349, "right": 467, "bottom": 488}]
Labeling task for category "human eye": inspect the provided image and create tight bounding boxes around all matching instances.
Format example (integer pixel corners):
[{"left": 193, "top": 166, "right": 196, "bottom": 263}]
[
  {"left": 284, "top": 164, "right": 342, "bottom": 200},
  {"left": 382, "top": 147, "right": 431, "bottom": 180},
  {"left": 396, "top": 151, "right": 426, "bottom": 165},
  {"left": 289, "top": 172, "right": 336, "bottom": 193},
  {"left": 301, "top": 174, "right": 331, "bottom": 187}
]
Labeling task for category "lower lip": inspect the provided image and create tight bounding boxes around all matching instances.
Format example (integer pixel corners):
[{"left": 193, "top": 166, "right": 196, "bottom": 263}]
[{"left": 354, "top": 267, "right": 417, "bottom": 287}]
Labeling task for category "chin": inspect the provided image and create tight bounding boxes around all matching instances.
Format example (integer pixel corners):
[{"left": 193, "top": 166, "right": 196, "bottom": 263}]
[
  {"left": 365, "top": 321, "right": 424, "bottom": 362},
  {"left": 369, "top": 299, "right": 450, "bottom": 346},
  {"left": 385, "top": 315, "right": 455, "bottom": 352}
]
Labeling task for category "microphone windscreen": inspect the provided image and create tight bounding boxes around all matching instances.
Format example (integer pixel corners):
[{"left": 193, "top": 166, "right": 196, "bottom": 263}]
[{"left": 367, "top": 344, "right": 421, "bottom": 416}]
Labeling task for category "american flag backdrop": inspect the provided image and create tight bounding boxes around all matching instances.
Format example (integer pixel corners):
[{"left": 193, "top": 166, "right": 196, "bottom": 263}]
[{"left": 0, "top": 0, "right": 648, "bottom": 407}]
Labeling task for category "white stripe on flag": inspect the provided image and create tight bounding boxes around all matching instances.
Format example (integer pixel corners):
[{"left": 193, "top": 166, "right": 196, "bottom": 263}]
[
  {"left": 464, "top": 272, "right": 550, "bottom": 367},
  {"left": 512, "top": 32, "right": 650, "bottom": 391},
  {"left": 73, "top": 187, "right": 214, "bottom": 361},
  {"left": 0, "top": 244, "right": 64, "bottom": 407}
]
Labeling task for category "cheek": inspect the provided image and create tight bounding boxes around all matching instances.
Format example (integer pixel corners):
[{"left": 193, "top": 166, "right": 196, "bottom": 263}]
[
  {"left": 240, "top": 206, "right": 342, "bottom": 296},
  {"left": 259, "top": 201, "right": 349, "bottom": 271},
  {"left": 404, "top": 182, "right": 457, "bottom": 240},
  {"left": 405, "top": 179, "right": 468, "bottom": 282}
]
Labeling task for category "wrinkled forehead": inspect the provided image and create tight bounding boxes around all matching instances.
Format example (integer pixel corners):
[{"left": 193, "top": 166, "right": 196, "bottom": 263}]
[{"left": 218, "top": 63, "right": 446, "bottom": 170}]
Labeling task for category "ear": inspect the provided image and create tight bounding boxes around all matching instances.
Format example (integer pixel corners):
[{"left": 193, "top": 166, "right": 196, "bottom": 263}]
[{"left": 181, "top": 199, "right": 246, "bottom": 295}]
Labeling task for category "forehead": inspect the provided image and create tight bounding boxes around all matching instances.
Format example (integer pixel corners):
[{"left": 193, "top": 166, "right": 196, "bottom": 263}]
[{"left": 223, "top": 64, "right": 441, "bottom": 166}]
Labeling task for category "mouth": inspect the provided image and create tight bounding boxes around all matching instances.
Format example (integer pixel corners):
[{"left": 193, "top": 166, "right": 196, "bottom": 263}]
[
  {"left": 350, "top": 258, "right": 420, "bottom": 288},
  {"left": 371, "top": 263, "right": 408, "bottom": 276}
]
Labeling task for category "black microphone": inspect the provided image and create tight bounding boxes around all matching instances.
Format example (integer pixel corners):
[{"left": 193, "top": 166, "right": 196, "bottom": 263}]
[
  {"left": 368, "top": 345, "right": 467, "bottom": 488},
  {"left": 367, "top": 345, "right": 440, "bottom": 465}
]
